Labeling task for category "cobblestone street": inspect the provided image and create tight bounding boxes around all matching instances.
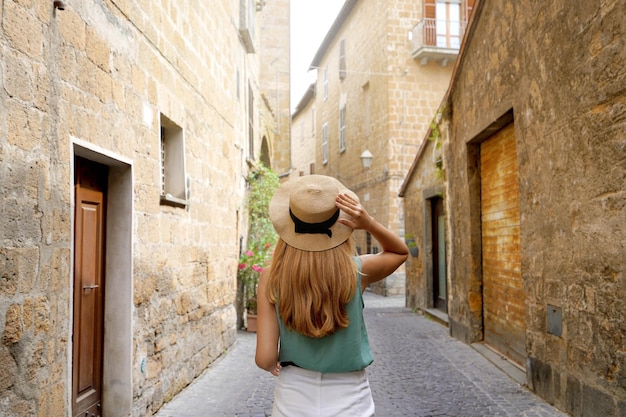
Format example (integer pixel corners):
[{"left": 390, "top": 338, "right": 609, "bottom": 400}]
[{"left": 155, "top": 292, "right": 568, "bottom": 417}]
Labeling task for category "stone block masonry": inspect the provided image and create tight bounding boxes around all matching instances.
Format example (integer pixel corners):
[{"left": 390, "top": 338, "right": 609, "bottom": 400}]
[{"left": 0, "top": 0, "right": 283, "bottom": 416}]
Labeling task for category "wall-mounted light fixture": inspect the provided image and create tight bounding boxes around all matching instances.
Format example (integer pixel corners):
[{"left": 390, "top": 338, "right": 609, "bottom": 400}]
[
  {"left": 53, "top": 0, "right": 66, "bottom": 10},
  {"left": 360, "top": 150, "right": 373, "bottom": 169},
  {"left": 256, "top": 0, "right": 266, "bottom": 11}
]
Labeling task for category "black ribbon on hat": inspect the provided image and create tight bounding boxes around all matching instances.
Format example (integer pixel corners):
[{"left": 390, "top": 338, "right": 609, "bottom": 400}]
[{"left": 290, "top": 208, "right": 340, "bottom": 238}]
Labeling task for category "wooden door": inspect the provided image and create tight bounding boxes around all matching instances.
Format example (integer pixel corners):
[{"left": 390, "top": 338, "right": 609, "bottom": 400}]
[
  {"left": 73, "top": 157, "right": 107, "bottom": 417},
  {"left": 480, "top": 124, "right": 526, "bottom": 366},
  {"left": 431, "top": 197, "right": 447, "bottom": 313}
]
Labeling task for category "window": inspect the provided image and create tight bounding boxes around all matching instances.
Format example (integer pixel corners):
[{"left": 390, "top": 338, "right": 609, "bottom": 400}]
[
  {"left": 362, "top": 82, "right": 371, "bottom": 137},
  {"left": 366, "top": 232, "right": 379, "bottom": 254},
  {"left": 323, "top": 67, "right": 329, "bottom": 101},
  {"left": 339, "top": 105, "right": 346, "bottom": 153},
  {"left": 436, "top": 1, "right": 461, "bottom": 48},
  {"left": 239, "top": 0, "right": 256, "bottom": 53},
  {"left": 236, "top": 69, "right": 240, "bottom": 101},
  {"left": 339, "top": 39, "right": 346, "bottom": 80},
  {"left": 311, "top": 107, "right": 316, "bottom": 137},
  {"left": 322, "top": 123, "right": 329, "bottom": 164},
  {"left": 160, "top": 114, "right": 188, "bottom": 207}
]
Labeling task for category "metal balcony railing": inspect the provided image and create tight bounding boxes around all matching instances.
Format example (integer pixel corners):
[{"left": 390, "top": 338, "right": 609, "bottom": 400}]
[{"left": 410, "top": 18, "right": 467, "bottom": 63}]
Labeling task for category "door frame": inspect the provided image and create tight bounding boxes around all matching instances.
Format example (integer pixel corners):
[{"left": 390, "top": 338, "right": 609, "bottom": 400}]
[
  {"left": 71, "top": 139, "right": 133, "bottom": 417},
  {"left": 431, "top": 196, "right": 447, "bottom": 313}
]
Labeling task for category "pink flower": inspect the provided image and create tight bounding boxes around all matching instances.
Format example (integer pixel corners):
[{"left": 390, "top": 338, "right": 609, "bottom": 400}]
[
  {"left": 238, "top": 263, "right": 247, "bottom": 270},
  {"left": 246, "top": 250, "right": 254, "bottom": 257},
  {"left": 265, "top": 242, "right": 271, "bottom": 248},
  {"left": 251, "top": 265, "right": 263, "bottom": 273}
]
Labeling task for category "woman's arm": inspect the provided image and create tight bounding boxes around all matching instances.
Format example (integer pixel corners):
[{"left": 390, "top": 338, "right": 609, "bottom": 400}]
[
  {"left": 255, "top": 269, "right": 281, "bottom": 374},
  {"left": 336, "top": 193, "right": 409, "bottom": 289}
]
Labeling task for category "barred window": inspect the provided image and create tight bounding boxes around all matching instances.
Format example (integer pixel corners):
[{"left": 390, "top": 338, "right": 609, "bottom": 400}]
[{"left": 160, "top": 114, "right": 188, "bottom": 208}]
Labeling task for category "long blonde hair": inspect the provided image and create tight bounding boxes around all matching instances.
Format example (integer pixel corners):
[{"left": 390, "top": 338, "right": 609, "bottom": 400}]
[{"left": 267, "top": 237, "right": 358, "bottom": 338}]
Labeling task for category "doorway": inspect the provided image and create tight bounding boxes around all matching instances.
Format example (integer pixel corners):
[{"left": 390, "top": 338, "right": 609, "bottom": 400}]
[
  {"left": 73, "top": 157, "right": 107, "bottom": 417},
  {"left": 72, "top": 141, "right": 134, "bottom": 417},
  {"left": 480, "top": 123, "right": 526, "bottom": 366},
  {"left": 431, "top": 197, "right": 447, "bottom": 313}
]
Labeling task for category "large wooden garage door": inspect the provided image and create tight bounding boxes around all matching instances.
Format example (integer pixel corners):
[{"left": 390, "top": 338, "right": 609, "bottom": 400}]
[{"left": 480, "top": 123, "right": 526, "bottom": 366}]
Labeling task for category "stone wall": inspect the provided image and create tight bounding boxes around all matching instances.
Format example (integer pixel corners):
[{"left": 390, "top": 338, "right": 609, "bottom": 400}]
[
  {"left": 439, "top": 0, "right": 625, "bottom": 415},
  {"left": 0, "top": 0, "right": 276, "bottom": 416},
  {"left": 400, "top": 135, "right": 445, "bottom": 311}
]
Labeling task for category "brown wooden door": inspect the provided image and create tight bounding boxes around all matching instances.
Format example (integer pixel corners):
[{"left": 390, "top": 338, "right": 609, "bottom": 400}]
[
  {"left": 73, "top": 157, "right": 107, "bottom": 417},
  {"left": 480, "top": 124, "right": 526, "bottom": 366}
]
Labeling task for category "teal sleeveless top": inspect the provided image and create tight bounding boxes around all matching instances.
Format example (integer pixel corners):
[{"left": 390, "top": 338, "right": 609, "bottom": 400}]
[{"left": 276, "top": 258, "right": 373, "bottom": 373}]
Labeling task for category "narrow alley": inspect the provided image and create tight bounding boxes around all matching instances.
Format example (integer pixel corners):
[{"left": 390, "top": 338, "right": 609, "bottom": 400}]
[{"left": 155, "top": 292, "right": 568, "bottom": 417}]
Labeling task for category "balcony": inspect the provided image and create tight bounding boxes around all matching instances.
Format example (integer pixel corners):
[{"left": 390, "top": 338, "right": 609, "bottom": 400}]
[{"left": 410, "top": 18, "right": 467, "bottom": 66}]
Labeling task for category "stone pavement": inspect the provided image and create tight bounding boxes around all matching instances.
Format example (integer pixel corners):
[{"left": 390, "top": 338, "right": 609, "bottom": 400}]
[{"left": 154, "top": 292, "right": 568, "bottom": 417}]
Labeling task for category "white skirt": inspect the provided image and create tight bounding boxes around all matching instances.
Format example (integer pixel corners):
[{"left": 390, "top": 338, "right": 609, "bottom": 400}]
[{"left": 272, "top": 365, "right": 375, "bottom": 417}]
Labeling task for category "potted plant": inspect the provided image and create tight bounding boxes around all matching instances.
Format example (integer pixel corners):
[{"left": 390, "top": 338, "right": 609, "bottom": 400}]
[
  {"left": 405, "top": 234, "right": 419, "bottom": 258},
  {"left": 238, "top": 247, "right": 269, "bottom": 332},
  {"left": 244, "top": 295, "right": 258, "bottom": 332},
  {"left": 237, "top": 165, "right": 278, "bottom": 331}
]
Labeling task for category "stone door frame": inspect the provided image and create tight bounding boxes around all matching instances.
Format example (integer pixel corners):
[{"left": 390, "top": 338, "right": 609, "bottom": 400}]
[{"left": 71, "top": 138, "right": 133, "bottom": 417}]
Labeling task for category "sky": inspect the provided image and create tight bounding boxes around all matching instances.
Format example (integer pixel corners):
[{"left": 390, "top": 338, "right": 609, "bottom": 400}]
[{"left": 290, "top": 1, "right": 345, "bottom": 111}]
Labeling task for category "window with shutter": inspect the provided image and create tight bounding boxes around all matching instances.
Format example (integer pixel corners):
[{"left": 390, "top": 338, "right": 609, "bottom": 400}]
[
  {"left": 322, "top": 123, "right": 328, "bottom": 164},
  {"left": 339, "top": 39, "right": 346, "bottom": 80},
  {"left": 339, "top": 105, "right": 346, "bottom": 153}
]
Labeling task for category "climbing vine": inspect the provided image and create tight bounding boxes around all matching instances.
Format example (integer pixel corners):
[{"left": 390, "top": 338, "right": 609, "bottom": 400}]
[{"left": 427, "top": 105, "right": 446, "bottom": 180}]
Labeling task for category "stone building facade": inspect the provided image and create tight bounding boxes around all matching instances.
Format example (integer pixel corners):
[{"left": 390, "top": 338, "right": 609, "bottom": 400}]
[
  {"left": 292, "top": 0, "right": 472, "bottom": 296},
  {"left": 0, "top": 0, "right": 287, "bottom": 416},
  {"left": 290, "top": 84, "right": 316, "bottom": 177},
  {"left": 398, "top": 126, "right": 446, "bottom": 316},
  {"left": 258, "top": 0, "right": 290, "bottom": 175},
  {"left": 401, "top": 0, "right": 625, "bottom": 415}
]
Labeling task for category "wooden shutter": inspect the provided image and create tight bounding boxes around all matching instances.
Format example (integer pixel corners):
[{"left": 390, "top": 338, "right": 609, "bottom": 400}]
[
  {"left": 339, "top": 39, "right": 346, "bottom": 80},
  {"left": 424, "top": 0, "right": 436, "bottom": 19}
]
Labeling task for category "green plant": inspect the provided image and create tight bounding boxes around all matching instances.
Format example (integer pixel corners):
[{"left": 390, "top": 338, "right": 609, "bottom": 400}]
[
  {"left": 238, "top": 165, "right": 279, "bottom": 314},
  {"left": 428, "top": 105, "right": 446, "bottom": 180},
  {"left": 245, "top": 295, "right": 257, "bottom": 314},
  {"left": 427, "top": 104, "right": 446, "bottom": 147}
]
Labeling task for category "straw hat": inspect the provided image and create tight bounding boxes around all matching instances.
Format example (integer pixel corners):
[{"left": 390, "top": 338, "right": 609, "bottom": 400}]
[{"left": 269, "top": 175, "right": 359, "bottom": 251}]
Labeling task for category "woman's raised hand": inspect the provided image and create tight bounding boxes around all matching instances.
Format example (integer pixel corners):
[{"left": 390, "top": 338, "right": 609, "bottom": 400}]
[{"left": 336, "top": 193, "right": 373, "bottom": 231}]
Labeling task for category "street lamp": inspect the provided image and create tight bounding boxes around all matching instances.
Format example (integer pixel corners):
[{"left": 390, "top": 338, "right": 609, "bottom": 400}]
[{"left": 360, "top": 150, "right": 373, "bottom": 169}]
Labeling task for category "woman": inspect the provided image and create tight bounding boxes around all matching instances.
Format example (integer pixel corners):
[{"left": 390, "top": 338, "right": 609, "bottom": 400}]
[{"left": 255, "top": 174, "right": 408, "bottom": 416}]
